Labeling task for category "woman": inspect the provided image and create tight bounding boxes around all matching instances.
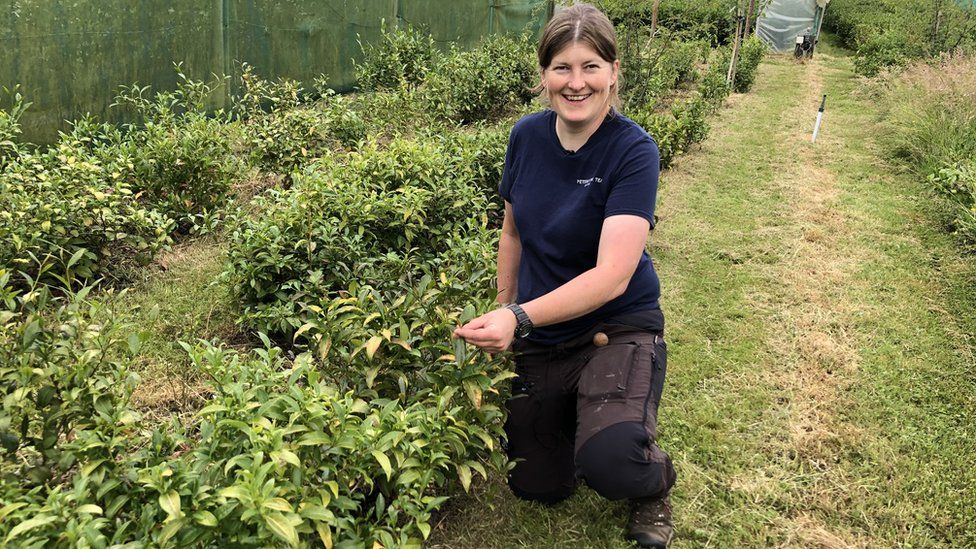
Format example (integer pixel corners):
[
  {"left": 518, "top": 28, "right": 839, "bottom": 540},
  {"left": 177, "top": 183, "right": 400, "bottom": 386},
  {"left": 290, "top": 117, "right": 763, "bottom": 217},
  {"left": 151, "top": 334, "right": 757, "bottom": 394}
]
[{"left": 454, "top": 4, "right": 676, "bottom": 548}]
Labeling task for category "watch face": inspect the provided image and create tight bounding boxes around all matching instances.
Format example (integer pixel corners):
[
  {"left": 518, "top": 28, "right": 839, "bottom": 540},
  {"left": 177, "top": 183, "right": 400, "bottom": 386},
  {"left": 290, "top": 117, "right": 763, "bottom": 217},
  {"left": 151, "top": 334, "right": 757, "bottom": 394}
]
[{"left": 515, "top": 323, "right": 532, "bottom": 338}]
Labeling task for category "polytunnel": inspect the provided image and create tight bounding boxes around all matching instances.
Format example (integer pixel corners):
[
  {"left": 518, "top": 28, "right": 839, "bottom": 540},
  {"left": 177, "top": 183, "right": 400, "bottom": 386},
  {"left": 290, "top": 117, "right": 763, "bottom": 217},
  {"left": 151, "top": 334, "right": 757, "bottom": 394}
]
[{"left": 756, "top": 0, "right": 830, "bottom": 53}]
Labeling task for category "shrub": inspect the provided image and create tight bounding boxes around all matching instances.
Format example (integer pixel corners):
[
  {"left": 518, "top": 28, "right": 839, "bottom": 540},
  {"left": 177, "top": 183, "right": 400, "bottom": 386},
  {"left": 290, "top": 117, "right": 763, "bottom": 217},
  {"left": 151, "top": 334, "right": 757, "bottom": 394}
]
[
  {"left": 113, "top": 71, "right": 243, "bottom": 234},
  {"left": 599, "top": 0, "right": 738, "bottom": 45},
  {"left": 355, "top": 23, "right": 440, "bottom": 91},
  {"left": 223, "top": 136, "right": 499, "bottom": 337},
  {"left": 0, "top": 90, "right": 29, "bottom": 167},
  {"left": 928, "top": 163, "right": 976, "bottom": 248},
  {"left": 0, "top": 271, "right": 143, "bottom": 486},
  {"left": 633, "top": 95, "right": 710, "bottom": 169},
  {"left": 236, "top": 65, "right": 366, "bottom": 172},
  {"left": 826, "top": 0, "right": 975, "bottom": 76},
  {"left": 733, "top": 36, "right": 766, "bottom": 93},
  {"left": 242, "top": 91, "right": 366, "bottom": 172},
  {"left": 0, "top": 130, "right": 172, "bottom": 285},
  {"left": 425, "top": 34, "right": 536, "bottom": 124},
  {"left": 619, "top": 31, "right": 709, "bottom": 114},
  {"left": 0, "top": 272, "right": 510, "bottom": 547}
]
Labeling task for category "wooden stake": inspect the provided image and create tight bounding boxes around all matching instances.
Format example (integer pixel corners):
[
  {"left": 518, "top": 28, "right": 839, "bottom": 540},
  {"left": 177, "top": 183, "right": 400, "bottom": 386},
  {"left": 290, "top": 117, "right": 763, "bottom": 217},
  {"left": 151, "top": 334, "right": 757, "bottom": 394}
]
[
  {"left": 727, "top": 11, "right": 745, "bottom": 87},
  {"left": 650, "top": 0, "right": 661, "bottom": 35},
  {"left": 745, "top": 0, "right": 757, "bottom": 36}
]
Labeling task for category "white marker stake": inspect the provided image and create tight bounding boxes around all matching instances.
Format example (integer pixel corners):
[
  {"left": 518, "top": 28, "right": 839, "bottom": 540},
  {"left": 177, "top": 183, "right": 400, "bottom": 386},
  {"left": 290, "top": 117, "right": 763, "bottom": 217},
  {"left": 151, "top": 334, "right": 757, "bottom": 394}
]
[{"left": 812, "top": 94, "right": 827, "bottom": 143}]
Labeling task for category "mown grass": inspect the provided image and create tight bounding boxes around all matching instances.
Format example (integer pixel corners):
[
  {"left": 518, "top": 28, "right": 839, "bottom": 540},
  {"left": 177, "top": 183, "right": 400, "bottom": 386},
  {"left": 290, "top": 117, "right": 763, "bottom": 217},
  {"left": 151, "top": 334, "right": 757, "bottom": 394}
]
[
  {"left": 113, "top": 237, "right": 244, "bottom": 417},
  {"left": 429, "top": 41, "right": 976, "bottom": 547}
]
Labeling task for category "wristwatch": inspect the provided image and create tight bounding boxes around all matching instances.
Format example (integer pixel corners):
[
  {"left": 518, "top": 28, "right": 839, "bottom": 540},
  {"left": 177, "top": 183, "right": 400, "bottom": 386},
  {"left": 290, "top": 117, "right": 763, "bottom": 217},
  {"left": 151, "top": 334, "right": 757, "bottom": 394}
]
[{"left": 505, "top": 304, "right": 533, "bottom": 339}]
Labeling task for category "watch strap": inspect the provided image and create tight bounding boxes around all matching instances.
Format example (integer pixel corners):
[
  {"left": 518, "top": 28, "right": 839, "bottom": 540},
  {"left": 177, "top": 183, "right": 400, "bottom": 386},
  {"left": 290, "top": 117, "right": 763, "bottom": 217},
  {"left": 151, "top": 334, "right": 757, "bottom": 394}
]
[{"left": 506, "top": 303, "right": 533, "bottom": 338}]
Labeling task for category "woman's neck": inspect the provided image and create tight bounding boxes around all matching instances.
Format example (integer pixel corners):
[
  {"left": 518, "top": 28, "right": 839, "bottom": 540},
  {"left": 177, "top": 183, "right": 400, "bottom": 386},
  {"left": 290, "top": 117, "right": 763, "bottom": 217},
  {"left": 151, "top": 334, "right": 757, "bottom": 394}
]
[{"left": 554, "top": 106, "right": 611, "bottom": 152}]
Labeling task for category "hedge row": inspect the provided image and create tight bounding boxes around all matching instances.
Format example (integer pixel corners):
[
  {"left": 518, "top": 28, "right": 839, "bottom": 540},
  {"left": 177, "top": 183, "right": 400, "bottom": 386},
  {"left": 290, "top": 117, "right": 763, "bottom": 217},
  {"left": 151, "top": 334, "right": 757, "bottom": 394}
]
[
  {"left": 826, "top": 0, "right": 976, "bottom": 76},
  {"left": 0, "top": 272, "right": 509, "bottom": 547}
]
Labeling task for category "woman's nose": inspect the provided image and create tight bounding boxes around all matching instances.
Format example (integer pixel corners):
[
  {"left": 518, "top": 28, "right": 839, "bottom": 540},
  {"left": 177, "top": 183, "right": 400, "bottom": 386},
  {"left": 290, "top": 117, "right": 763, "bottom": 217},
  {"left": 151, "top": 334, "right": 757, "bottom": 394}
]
[{"left": 568, "top": 70, "right": 585, "bottom": 90}]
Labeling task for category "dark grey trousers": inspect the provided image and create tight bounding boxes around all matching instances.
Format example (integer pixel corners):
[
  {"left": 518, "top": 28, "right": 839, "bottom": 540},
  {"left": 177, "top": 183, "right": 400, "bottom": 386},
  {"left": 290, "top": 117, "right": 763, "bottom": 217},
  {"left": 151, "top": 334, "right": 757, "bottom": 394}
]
[{"left": 504, "top": 323, "right": 676, "bottom": 503}]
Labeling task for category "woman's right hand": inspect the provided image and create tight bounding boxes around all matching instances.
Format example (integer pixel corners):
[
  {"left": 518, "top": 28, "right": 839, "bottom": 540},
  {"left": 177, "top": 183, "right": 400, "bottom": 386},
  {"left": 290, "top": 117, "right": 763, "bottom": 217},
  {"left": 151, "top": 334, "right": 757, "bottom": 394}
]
[{"left": 453, "top": 307, "right": 518, "bottom": 354}]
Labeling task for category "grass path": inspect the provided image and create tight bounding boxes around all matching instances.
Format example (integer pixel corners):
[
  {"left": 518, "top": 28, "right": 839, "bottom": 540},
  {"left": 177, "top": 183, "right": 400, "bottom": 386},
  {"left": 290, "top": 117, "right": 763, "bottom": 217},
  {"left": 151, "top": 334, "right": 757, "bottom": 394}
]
[{"left": 429, "top": 43, "right": 976, "bottom": 547}]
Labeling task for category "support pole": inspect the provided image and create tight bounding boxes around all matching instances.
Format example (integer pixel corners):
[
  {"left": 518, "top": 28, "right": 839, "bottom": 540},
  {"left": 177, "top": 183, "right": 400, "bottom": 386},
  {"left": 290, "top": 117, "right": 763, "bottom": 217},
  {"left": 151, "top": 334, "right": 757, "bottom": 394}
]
[
  {"left": 745, "top": 0, "right": 757, "bottom": 36},
  {"left": 727, "top": 12, "right": 745, "bottom": 87},
  {"left": 650, "top": 0, "right": 661, "bottom": 35}
]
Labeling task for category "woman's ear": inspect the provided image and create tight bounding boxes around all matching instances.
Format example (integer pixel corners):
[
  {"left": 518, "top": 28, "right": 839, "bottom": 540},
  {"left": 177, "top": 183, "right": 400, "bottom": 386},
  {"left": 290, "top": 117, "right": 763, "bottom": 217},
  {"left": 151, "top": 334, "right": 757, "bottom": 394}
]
[{"left": 611, "top": 59, "right": 621, "bottom": 85}]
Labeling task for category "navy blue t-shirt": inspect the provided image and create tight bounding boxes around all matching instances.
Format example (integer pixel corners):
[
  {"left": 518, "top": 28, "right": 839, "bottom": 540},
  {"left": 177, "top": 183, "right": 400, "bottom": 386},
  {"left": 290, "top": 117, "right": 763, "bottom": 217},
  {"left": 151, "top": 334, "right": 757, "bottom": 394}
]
[{"left": 499, "top": 109, "right": 662, "bottom": 344}]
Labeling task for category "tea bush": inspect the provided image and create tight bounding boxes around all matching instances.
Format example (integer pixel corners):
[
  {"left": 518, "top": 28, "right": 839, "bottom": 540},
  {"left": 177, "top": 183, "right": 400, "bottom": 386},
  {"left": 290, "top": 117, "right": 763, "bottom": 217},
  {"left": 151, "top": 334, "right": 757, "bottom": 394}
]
[
  {"left": 113, "top": 74, "right": 244, "bottom": 234},
  {"left": 0, "top": 269, "right": 143, "bottom": 489},
  {"left": 826, "top": 0, "right": 976, "bottom": 76},
  {"left": 355, "top": 23, "right": 440, "bottom": 91},
  {"left": 0, "top": 130, "right": 172, "bottom": 285},
  {"left": 733, "top": 36, "right": 766, "bottom": 93},
  {"left": 632, "top": 95, "right": 711, "bottom": 170},
  {"left": 619, "top": 32, "right": 708, "bottom": 114},
  {"left": 0, "top": 91, "right": 29, "bottom": 166},
  {"left": 425, "top": 34, "right": 536, "bottom": 124},
  {"left": 236, "top": 66, "right": 366, "bottom": 172},
  {"left": 600, "top": 0, "right": 738, "bottom": 45},
  {"left": 224, "top": 136, "right": 499, "bottom": 337},
  {"left": 0, "top": 273, "right": 510, "bottom": 546}
]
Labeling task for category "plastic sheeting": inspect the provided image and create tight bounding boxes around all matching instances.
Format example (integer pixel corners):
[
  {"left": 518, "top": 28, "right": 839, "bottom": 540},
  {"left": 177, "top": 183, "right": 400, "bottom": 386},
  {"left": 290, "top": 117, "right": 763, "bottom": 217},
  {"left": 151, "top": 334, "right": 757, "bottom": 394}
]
[
  {"left": 0, "top": 0, "right": 552, "bottom": 144},
  {"left": 756, "top": 0, "right": 818, "bottom": 53}
]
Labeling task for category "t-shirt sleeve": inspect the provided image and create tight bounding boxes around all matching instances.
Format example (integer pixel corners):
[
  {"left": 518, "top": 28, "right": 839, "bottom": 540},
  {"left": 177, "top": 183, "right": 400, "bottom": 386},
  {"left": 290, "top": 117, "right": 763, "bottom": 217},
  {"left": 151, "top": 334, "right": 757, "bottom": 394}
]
[
  {"left": 498, "top": 126, "right": 518, "bottom": 203},
  {"left": 604, "top": 137, "right": 660, "bottom": 228}
]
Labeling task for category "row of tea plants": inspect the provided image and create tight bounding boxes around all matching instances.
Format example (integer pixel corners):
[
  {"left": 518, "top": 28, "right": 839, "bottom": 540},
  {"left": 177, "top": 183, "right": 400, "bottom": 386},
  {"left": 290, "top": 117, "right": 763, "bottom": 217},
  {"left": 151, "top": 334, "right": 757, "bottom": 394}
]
[
  {"left": 826, "top": 0, "right": 976, "bottom": 76},
  {"left": 1, "top": 18, "right": 767, "bottom": 546}
]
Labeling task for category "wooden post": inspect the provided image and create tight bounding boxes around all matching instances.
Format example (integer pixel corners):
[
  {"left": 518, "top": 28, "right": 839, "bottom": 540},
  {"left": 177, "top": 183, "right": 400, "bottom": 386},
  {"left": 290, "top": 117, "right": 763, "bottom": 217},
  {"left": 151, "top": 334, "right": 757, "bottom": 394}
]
[
  {"left": 727, "top": 11, "right": 745, "bottom": 87},
  {"left": 745, "top": 0, "right": 757, "bottom": 36},
  {"left": 650, "top": 0, "right": 661, "bottom": 35}
]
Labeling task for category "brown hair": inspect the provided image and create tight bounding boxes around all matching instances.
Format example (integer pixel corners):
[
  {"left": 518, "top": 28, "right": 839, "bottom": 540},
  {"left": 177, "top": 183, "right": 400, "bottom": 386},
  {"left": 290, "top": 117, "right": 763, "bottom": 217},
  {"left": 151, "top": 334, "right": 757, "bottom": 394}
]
[{"left": 534, "top": 3, "right": 621, "bottom": 109}]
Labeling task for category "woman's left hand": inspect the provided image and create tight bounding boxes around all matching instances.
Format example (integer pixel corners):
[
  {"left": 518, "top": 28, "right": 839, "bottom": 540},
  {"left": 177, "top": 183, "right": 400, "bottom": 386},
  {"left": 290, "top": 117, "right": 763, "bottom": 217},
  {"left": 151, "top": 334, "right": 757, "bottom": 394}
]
[{"left": 453, "top": 307, "right": 518, "bottom": 353}]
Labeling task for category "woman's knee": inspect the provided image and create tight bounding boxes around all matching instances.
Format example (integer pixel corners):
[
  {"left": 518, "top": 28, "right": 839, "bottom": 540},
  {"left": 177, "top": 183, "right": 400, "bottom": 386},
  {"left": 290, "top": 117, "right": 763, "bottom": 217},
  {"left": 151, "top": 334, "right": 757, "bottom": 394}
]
[{"left": 575, "top": 421, "right": 676, "bottom": 501}]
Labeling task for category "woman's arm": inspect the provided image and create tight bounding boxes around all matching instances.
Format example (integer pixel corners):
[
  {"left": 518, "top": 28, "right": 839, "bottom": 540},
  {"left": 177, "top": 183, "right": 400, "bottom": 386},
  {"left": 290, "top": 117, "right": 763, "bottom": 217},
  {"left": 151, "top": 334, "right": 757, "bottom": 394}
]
[
  {"left": 495, "top": 201, "right": 521, "bottom": 305},
  {"left": 454, "top": 214, "right": 649, "bottom": 352}
]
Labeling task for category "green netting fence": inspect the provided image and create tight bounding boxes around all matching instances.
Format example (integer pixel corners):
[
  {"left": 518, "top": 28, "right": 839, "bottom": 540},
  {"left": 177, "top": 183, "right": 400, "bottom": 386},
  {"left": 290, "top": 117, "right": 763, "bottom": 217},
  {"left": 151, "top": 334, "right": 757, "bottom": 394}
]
[{"left": 0, "top": 0, "right": 553, "bottom": 144}]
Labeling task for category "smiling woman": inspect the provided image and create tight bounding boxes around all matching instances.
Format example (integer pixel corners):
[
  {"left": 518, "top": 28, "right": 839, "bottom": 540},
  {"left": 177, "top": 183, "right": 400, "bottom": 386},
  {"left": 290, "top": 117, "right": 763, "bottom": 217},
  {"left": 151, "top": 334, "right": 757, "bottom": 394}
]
[{"left": 453, "top": 3, "right": 677, "bottom": 548}]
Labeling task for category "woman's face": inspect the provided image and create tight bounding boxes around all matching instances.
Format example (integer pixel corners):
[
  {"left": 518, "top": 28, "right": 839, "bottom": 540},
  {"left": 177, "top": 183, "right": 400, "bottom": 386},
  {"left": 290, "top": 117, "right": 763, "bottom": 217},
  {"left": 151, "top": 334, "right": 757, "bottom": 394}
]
[{"left": 543, "top": 42, "right": 619, "bottom": 130}]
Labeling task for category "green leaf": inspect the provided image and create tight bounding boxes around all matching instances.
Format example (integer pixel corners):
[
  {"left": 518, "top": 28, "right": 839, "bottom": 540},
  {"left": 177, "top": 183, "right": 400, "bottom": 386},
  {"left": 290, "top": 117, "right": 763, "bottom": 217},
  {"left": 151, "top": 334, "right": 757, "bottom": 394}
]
[
  {"left": 264, "top": 513, "right": 299, "bottom": 547},
  {"left": 456, "top": 463, "right": 472, "bottom": 492},
  {"left": 316, "top": 522, "right": 333, "bottom": 549},
  {"left": 159, "top": 490, "right": 182, "bottom": 520},
  {"left": 298, "top": 432, "right": 331, "bottom": 446},
  {"left": 371, "top": 450, "right": 392, "bottom": 480},
  {"left": 218, "top": 486, "right": 249, "bottom": 501},
  {"left": 273, "top": 449, "right": 301, "bottom": 468},
  {"left": 158, "top": 518, "right": 183, "bottom": 544},
  {"left": 463, "top": 380, "right": 483, "bottom": 410},
  {"left": 22, "top": 319, "right": 41, "bottom": 348},
  {"left": 76, "top": 504, "right": 103, "bottom": 515},
  {"left": 6, "top": 515, "right": 57, "bottom": 543},
  {"left": 66, "top": 247, "right": 87, "bottom": 269},
  {"left": 127, "top": 332, "right": 142, "bottom": 354},
  {"left": 193, "top": 510, "right": 218, "bottom": 527},
  {"left": 262, "top": 498, "right": 293, "bottom": 512},
  {"left": 365, "top": 335, "right": 383, "bottom": 360}
]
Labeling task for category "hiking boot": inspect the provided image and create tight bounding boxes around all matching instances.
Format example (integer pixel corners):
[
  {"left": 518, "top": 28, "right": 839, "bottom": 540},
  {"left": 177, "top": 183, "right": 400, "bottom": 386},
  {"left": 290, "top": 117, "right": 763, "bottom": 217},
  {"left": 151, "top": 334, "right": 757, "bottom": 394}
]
[{"left": 625, "top": 495, "right": 673, "bottom": 548}]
